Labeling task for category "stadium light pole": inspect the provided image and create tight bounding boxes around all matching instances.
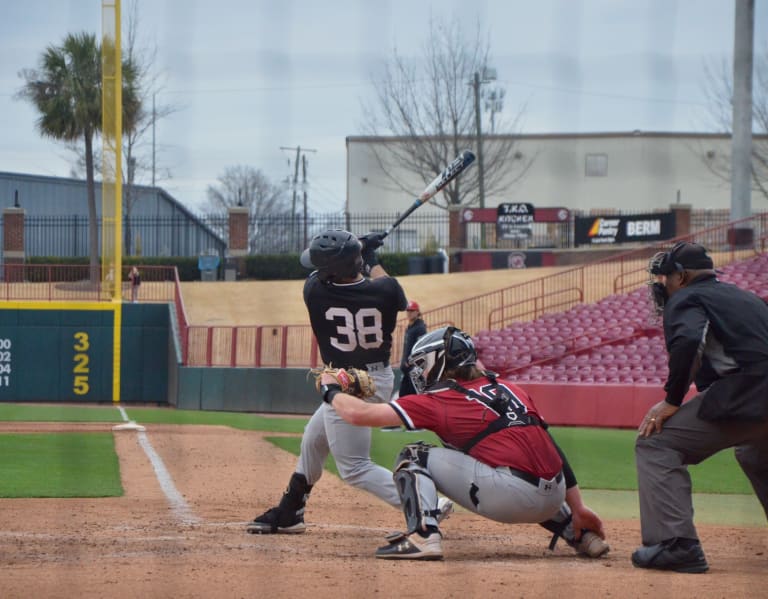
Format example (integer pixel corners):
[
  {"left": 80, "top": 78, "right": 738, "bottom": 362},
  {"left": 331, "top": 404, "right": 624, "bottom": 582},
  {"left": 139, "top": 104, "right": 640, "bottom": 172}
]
[{"left": 471, "top": 67, "right": 496, "bottom": 211}]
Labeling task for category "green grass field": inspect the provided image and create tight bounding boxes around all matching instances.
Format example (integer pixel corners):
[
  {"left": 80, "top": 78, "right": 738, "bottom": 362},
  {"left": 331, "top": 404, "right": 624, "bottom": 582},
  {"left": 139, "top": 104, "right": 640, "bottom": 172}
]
[
  {"left": 0, "top": 433, "right": 122, "bottom": 497},
  {"left": 0, "top": 403, "right": 763, "bottom": 525}
]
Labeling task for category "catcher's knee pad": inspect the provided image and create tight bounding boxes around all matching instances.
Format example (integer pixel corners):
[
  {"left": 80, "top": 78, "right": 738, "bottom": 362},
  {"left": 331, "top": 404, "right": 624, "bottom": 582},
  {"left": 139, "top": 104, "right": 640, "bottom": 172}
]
[{"left": 394, "top": 441, "right": 434, "bottom": 472}]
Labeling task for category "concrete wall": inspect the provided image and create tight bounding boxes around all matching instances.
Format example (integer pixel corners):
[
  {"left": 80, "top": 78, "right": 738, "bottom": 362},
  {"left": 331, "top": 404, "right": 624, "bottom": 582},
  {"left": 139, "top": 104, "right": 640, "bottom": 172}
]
[
  {"left": 347, "top": 133, "right": 738, "bottom": 215},
  {"left": 170, "top": 364, "right": 694, "bottom": 430},
  {"left": 174, "top": 367, "right": 322, "bottom": 413}
]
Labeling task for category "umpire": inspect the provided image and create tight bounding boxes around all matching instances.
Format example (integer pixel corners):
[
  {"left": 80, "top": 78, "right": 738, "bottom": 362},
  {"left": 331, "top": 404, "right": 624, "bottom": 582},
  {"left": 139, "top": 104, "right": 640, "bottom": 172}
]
[{"left": 633, "top": 242, "right": 768, "bottom": 573}]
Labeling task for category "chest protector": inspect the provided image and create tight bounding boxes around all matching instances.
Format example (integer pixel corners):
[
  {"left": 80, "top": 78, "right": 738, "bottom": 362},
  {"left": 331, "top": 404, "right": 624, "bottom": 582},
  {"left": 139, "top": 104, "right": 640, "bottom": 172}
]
[{"left": 432, "top": 372, "right": 544, "bottom": 453}]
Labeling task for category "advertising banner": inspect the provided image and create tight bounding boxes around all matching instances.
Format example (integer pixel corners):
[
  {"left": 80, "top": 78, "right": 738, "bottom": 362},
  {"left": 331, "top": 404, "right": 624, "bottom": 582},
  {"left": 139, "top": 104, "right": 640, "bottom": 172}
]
[
  {"left": 575, "top": 213, "right": 676, "bottom": 245},
  {"left": 497, "top": 203, "right": 534, "bottom": 239}
]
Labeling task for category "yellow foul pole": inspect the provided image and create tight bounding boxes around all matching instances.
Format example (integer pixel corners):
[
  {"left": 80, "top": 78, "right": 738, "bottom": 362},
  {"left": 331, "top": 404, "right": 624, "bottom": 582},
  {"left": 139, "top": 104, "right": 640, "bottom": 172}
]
[{"left": 102, "top": 0, "right": 123, "bottom": 402}]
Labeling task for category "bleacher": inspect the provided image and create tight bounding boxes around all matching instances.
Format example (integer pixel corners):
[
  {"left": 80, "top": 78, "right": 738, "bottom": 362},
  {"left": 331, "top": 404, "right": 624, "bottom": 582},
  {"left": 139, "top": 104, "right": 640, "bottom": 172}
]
[{"left": 475, "top": 252, "right": 768, "bottom": 385}]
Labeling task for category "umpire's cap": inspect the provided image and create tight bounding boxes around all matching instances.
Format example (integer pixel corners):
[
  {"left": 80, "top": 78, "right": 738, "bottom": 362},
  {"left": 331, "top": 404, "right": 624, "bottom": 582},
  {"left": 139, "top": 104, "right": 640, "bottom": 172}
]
[{"left": 649, "top": 241, "right": 714, "bottom": 276}]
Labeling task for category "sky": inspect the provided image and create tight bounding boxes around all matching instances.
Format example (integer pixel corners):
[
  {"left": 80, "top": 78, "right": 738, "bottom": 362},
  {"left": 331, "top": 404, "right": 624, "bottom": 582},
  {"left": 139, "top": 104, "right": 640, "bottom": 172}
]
[{"left": 1, "top": 0, "right": 766, "bottom": 213}]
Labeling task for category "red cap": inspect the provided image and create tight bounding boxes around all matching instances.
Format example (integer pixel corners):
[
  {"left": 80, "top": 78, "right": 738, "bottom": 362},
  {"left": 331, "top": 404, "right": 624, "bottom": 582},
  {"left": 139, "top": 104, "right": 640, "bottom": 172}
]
[{"left": 406, "top": 300, "right": 420, "bottom": 311}]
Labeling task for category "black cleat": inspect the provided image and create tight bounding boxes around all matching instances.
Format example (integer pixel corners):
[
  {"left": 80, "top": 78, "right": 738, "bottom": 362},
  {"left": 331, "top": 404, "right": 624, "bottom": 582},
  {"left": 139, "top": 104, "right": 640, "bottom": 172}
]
[
  {"left": 246, "top": 507, "right": 306, "bottom": 535},
  {"left": 631, "top": 539, "right": 708, "bottom": 573}
]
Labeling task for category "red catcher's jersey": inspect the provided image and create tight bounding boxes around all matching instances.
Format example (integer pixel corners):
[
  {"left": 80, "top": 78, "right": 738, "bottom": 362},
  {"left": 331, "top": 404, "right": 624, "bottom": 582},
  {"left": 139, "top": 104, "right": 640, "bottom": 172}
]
[{"left": 390, "top": 376, "right": 563, "bottom": 479}]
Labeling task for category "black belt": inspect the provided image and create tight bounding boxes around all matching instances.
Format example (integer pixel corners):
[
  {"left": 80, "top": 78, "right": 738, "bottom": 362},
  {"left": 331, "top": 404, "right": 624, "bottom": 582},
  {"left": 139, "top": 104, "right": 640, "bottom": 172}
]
[{"left": 509, "top": 468, "right": 563, "bottom": 487}]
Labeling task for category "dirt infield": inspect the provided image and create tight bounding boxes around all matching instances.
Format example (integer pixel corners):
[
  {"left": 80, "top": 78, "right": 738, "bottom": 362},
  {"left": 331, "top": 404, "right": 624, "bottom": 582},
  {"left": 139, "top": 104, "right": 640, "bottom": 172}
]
[{"left": 1, "top": 423, "right": 765, "bottom": 598}]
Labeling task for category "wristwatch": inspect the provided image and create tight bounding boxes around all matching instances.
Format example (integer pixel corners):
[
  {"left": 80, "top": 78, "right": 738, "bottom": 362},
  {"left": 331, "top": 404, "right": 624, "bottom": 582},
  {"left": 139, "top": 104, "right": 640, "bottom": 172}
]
[{"left": 320, "top": 383, "right": 342, "bottom": 404}]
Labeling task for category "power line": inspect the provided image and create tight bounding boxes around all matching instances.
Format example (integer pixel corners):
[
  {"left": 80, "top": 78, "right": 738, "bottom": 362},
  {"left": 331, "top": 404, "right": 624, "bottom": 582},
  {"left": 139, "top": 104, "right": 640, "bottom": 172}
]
[{"left": 280, "top": 145, "right": 317, "bottom": 250}]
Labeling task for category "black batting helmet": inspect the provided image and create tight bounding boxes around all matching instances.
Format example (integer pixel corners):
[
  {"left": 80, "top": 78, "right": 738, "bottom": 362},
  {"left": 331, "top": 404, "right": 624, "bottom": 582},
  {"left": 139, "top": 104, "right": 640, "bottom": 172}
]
[{"left": 300, "top": 229, "right": 363, "bottom": 283}]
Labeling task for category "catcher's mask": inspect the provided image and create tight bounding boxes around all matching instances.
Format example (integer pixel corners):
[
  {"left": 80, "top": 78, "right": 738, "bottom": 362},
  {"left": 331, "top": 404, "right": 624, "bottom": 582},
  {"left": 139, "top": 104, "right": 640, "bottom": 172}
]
[
  {"left": 406, "top": 326, "right": 477, "bottom": 393},
  {"left": 300, "top": 229, "right": 363, "bottom": 283}
]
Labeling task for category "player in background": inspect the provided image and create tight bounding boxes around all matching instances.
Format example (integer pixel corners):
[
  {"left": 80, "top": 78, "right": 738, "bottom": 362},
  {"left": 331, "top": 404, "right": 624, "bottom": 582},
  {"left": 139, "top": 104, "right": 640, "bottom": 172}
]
[
  {"left": 317, "top": 326, "right": 609, "bottom": 560},
  {"left": 247, "top": 229, "right": 450, "bottom": 534},
  {"left": 398, "top": 300, "right": 427, "bottom": 398}
]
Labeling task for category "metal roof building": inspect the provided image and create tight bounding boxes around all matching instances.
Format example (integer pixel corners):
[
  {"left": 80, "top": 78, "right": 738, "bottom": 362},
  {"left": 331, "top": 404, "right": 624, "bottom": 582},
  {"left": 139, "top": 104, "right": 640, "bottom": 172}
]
[{"left": 0, "top": 171, "right": 225, "bottom": 258}]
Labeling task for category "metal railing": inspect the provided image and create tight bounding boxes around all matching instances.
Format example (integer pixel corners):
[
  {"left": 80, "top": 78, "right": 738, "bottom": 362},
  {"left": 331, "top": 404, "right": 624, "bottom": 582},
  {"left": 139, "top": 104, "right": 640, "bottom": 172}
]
[
  {"left": 6, "top": 208, "right": 767, "bottom": 258},
  {"left": 24, "top": 215, "right": 224, "bottom": 258},
  {"left": 180, "top": 213, "right": 768, "bottom": 367},
  {"left": 0, "top": 264, "right": 177, "bottom": 303}
]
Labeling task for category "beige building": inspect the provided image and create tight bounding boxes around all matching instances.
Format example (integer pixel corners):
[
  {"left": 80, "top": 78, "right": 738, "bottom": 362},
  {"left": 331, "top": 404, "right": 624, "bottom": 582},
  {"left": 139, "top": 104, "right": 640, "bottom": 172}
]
[{"left": 346, "top": 132, "right": 739, "bottom": 215}]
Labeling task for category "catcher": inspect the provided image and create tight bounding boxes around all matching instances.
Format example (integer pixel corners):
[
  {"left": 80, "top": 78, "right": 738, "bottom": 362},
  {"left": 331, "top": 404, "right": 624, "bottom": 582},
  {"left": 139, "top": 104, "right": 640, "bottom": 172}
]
[{"left": 316, "top": 326, "right": 609, "bottom": 560}]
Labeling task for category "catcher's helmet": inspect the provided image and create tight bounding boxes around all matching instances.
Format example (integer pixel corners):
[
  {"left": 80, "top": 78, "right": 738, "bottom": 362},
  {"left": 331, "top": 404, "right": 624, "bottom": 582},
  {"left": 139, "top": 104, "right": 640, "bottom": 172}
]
[
  {"left": 406, "top": 326, "right": 477, "bottom": 393},
  {"left": 300, "top": 229, "right": 363, "bottom": 283}
]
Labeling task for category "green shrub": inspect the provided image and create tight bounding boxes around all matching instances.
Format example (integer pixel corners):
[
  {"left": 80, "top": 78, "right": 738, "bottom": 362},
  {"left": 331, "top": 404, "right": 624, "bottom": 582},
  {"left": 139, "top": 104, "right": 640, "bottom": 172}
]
[
  {"left": 244, "top": 254, "right": 307, "bottom": 280},
  {"left": 24, "top": 253, "right": 422, "bottom": 281}
]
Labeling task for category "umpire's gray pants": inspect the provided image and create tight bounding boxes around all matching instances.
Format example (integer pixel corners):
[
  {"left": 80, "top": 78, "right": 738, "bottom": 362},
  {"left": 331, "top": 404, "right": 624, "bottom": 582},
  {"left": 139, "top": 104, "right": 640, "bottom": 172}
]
[
  {"left": 635, "top": 391, "right": 768, "bottom": 545},
  {"left": 296, "top": 366, "right": 401, "bottom": 507}
]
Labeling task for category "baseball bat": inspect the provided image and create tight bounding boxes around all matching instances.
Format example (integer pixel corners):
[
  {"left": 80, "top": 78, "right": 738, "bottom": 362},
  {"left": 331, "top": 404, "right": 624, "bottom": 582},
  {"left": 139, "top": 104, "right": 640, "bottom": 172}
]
[{"left": 382, "top": 149, "right": 476, "bottom": 239}]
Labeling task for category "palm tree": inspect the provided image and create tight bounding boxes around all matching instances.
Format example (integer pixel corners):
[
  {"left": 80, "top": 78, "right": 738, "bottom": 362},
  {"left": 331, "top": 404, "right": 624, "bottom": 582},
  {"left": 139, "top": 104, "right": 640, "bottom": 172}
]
[{"left": 18, "top": 32, "right": 140, "bottom": 281}]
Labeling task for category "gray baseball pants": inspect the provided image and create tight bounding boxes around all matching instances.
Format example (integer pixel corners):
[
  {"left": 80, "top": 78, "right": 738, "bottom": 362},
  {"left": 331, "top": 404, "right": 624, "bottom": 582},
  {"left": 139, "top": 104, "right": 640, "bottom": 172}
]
[
  {"left": 635, "top": 391, "right": 768, "bottom": 545},
  {"left": 414, "top": 447, "right": 566, "bottom": 527},
  {"left": 296, "top": 365, "right": 401, "bottom": 507}
]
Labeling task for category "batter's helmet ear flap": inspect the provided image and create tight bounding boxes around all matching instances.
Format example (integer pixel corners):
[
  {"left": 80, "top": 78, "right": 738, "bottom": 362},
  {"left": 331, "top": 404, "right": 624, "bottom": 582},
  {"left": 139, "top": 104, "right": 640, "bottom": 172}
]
[{"left": 300, "top": 248, "right": 314, "bottom": 269}]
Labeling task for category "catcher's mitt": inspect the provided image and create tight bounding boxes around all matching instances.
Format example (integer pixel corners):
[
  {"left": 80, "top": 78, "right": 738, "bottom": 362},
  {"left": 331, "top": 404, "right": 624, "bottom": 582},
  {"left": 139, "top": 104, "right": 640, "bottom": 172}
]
[{"left": 310, "top": 367, "right": 376, "bottom": 399}]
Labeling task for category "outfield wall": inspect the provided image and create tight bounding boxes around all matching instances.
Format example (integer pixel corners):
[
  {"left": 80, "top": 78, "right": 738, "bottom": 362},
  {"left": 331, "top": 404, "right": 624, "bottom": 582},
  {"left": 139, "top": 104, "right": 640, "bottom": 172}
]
[
  {"left": 0, "top": 303, "right": 169, "bottom": 403},
  {"left": 172, "top": 366, "right": 691, "bottom": 428},
  {"left": 0, "top": 302, "right": 682, "bottom": 427},
  {"left": 174, "top": 367, "right": 319, "bottom": 414}
]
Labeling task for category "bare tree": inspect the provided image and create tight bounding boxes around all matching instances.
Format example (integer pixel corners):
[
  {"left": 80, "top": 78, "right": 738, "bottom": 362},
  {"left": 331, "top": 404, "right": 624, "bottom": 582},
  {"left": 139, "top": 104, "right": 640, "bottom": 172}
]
[
  {"left": 360, "top": 15, "right": 530, "bottom": 210},
  {"left": 701, "top": 47, "right": 768, "bottom": 202},
  {"left": 204, "top": 165, "right": 291, "bottom": 253},
  {"left": 121, "top": 0, "right": 179, "bottom": 255}
]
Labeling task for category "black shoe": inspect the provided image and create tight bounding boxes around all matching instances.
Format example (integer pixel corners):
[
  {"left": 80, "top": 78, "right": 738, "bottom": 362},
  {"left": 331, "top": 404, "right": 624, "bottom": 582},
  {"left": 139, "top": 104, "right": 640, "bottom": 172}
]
[
  {"left": 631, "top": 539, "right": 708, "bottom": 573},
  {"left": 246, "top": 507, "right": 306, "bottom": 534}
]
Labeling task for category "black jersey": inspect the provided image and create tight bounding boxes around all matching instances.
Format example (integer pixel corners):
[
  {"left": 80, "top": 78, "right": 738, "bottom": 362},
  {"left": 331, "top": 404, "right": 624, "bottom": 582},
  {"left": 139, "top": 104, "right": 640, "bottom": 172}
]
[{"left": 304, "top": 272, "right": 407, "bottom": 368}]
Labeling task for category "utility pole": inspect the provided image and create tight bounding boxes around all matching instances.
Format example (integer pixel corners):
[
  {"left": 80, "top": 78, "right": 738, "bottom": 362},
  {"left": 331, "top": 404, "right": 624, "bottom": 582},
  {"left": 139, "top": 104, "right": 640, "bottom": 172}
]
[
  {"left": 151, "top": 93, "right": 156, "bottom": 187},
  {"left": 472, "top": 72, "right": 486, "bottom": 211},
  {"left": 302, "top": 154, "right": 309, "bottom": 248},
  {"left": 280, "top": 145, "right": 317, "bottom": 251},
  {"left": 731, "top": 0, "right": 754, "bottom": 246},
  {"left": 471, "top": 67, "right": 497, "bottom": 248},
  {"left": 484, "top": 88, "right": 505, "bottom": 134}
]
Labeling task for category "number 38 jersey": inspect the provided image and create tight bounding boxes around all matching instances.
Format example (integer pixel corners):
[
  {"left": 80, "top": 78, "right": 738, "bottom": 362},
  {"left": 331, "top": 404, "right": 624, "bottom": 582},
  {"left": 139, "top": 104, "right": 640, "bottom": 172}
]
[{"left": 304, "top": 273, "right": 408, "bottom": 368}]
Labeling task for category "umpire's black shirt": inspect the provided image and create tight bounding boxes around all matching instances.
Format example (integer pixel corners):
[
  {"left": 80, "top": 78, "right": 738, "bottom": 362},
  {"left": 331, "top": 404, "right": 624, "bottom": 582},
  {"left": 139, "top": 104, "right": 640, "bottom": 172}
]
[{"left": 662, "top": 274, "right": 768, "bottom": 419}]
